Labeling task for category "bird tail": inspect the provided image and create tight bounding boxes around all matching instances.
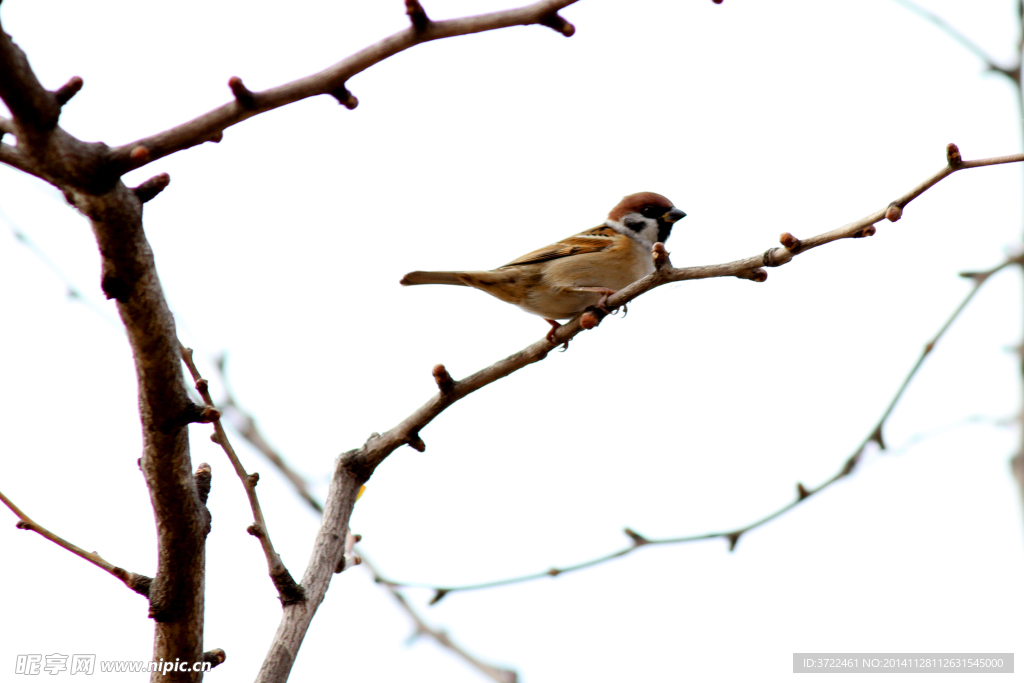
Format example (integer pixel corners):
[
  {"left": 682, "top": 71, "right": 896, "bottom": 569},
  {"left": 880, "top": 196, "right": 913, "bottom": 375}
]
[{"left": 400, "top": 271, "right": 470, "bottom": 287}]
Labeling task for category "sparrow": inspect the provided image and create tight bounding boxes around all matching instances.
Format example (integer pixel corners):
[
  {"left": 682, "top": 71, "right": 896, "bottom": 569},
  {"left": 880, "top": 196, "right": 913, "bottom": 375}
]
[{"left": 400, "top": 192, "right": 686, "bottom": 341}]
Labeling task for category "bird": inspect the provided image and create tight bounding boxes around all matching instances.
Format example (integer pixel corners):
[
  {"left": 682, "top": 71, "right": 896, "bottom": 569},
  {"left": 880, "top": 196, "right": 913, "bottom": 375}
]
[{"left": 400, "top": 192, "right": 686, "bottom": 341}]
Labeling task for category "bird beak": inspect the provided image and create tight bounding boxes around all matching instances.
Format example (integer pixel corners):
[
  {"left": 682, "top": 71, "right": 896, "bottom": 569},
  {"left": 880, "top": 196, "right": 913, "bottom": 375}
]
[{"left": 663, "top": 207, "right": 687, "bottom": 223}]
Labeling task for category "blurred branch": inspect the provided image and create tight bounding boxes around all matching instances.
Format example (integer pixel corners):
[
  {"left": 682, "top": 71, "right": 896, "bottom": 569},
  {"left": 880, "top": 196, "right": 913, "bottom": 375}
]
[
  {"left": 0, "top": 207, "right": 122, "bottom": 328},
  {"left": 180, "top": 345, "right": 305, "bottom": 606},
  {"left": 212, "top": 354, "right": 324, "bottom": 515},
  {"left": 892, "top": 0, "right": 1019, "bottom": 79},
  {"left": 0, "top": 488, "right": 152, "bottom": 596},
  {"left": 893, "top": 0, "right": 1024, "bottom": 563},
  {"left": 359, "top": 552, "right": 518, "bottom": 683},
  {"left": 377, "top": 255, "right": 1019, "bottom": 600}
]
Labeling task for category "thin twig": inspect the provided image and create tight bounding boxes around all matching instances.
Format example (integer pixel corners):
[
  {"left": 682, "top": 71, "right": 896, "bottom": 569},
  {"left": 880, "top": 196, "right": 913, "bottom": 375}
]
[
  {"left": 208, "top": 366, "right": 516, "bottom": 682},
  {"left": 212, "top": 355, "right": 324, "bottom": 514},
  {"left": 0, "top": 207, "right": 122, "bottom": 328},
  {"left": 179, "top": 344, "right": 306, "bottom": 605},
  {"left": 339, "top": 147, "right": 1024, "bottom": 486},
  {"left": 0, "top": 488, "right": 152, "bottom": 596},
  {"left": 376, "top": 255, "right": 1018, "bottom": 599},
  {"left": 215, "top": 390, "right": 518, "bottom": 682},
  {"left": 4, "top": 203, "right": 458, "bottom": 657},
  {"left": 358, "top": 553, "right": 517, "bottom": 683},
  {"left": 891, "top": 0, "right": 1018, "bottom": 79},
  {"left": 894, "top": 0, "right": 1024, "bottom": 546}
]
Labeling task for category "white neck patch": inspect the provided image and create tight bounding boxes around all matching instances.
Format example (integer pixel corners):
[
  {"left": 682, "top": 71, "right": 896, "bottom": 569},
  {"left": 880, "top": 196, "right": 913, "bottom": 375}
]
[{"left": 606, "top": 214, "right": 660, "bottom": 248}]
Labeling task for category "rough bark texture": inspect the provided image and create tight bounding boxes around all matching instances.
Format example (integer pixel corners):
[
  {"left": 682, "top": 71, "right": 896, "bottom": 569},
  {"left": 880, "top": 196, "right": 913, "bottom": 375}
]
[{"left": 0, "top": 18, "right": 210, "bottom": 682}]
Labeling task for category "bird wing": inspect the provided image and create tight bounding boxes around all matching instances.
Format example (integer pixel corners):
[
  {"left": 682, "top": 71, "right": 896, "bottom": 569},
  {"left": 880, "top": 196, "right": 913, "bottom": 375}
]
[{"left": 500, "top": 226, "right": 617, "bottom": 268}]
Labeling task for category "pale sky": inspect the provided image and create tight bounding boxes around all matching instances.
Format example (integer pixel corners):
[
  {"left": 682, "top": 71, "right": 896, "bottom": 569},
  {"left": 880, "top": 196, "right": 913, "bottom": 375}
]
[{"left": 2, "top": 0, "right": 1023, "bottom": 681}]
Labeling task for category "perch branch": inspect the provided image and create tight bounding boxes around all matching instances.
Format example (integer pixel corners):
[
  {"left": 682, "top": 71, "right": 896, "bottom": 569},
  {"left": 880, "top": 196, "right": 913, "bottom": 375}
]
[
  {"left": 0, "top": 488, "right": 152, "bottom": 596},
  {"left": 180, "top": 345, "right": 305, "bottom": 606},
  {"left": 377, "top": 254, "right": 1019, "bottom": 598},
  {"left": 339, "top": 146, "right": 1024, "bottom": 484}
]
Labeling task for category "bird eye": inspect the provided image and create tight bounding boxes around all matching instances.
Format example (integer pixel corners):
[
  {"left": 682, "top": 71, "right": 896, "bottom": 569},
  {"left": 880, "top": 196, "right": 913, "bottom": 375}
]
[{"left": 641, "top": 206, "right": 663, "bottom": 219}]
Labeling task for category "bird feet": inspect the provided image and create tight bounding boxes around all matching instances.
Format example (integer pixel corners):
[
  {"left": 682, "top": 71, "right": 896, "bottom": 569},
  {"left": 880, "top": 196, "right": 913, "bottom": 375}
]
[
  {"left": 568, "top": 286, "right": 618, "bottom": 314},
  {"left": 545, "top": 318, "right": 561, "bottom": 343},
  {"left": 544, "top": 319, "right": 569, "bottom": 351}
]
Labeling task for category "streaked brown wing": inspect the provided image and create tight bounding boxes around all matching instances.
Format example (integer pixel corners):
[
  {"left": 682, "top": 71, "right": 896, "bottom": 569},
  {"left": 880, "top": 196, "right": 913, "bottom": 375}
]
[{"left": 500, "top": 226, "right": 617, "bottom": 268}]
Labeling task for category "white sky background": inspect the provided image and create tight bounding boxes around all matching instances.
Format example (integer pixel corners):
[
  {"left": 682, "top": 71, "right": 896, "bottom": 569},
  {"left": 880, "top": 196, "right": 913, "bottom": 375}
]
[{"left": 2, "top": 0, "right": 1024, "bottom": 681}]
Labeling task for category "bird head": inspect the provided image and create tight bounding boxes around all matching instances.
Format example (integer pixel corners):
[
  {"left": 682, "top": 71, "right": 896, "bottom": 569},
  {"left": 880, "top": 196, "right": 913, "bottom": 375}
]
[{"left": 606, "top": 192, "right": 686, "bottom": 246}]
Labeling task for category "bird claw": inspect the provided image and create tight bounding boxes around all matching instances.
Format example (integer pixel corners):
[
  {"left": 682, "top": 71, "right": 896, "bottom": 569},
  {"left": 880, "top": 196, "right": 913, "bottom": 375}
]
[
  {"left": 586, "top": 287, "right": 618, "bottom": 316},
  {"left": 545, "top": 319, "right": 570, "bottom": 351}
]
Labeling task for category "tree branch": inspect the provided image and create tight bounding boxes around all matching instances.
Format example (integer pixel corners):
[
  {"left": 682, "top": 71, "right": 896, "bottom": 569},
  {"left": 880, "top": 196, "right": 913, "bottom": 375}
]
[
  {"left": 250, "top": 145, "right": 1024, "bottom": 680},
  {"left": 180, "top": 345, "right": 305, "bottom": 606},
  {"left": 0, "top": 141, "right": 38, "bottom": 177},
  {"left": 377, "top": 254, "right": 1020, "bottom": 598},
  {"left": 338, "top": 146, "right": 1024, "bottom": 484},
  {"left": 0, "top": 20, "right": 212, "bottom": 677},
  {"left": 891, "top": 0, "right": 1019, "bottom": 80},
  {"left": 212, "top": 354, "right": 324, "bottom": 515},
  {"left": 0, "top": 17, "right": 61, "bottom": 139},
  {"left": 107, "top": 0, "right": 578, "bottom": 175},
  {"left": 0, "top": 488, "right": 152, "bottom": 596},
  {"left": 358, "top": 553, "right": 518, "bottom": 683},
  {"left": 1, "top": 233, "right": 497, "bottom": 679},
  {"left": 202, "top": 356, "right": 517, "bottom": 680}
]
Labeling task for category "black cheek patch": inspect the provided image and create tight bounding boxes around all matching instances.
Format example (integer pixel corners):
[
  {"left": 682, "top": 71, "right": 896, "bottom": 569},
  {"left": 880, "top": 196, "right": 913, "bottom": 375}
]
[{"left": 624, "top": 216, "right": 646, "bottom": 232}]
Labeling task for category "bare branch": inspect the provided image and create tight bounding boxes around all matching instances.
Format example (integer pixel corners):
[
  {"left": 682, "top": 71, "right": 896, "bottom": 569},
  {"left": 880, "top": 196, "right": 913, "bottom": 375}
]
[
  {"left": 0, "top": 208, "right": 124, "bottom": 328},
  {"left": 378, "top": 254, "right": 1019, "bottom": 597},
  {"left": 359, "top": 553, "right": 518, "bottom": 683},
  {"left": 211, "top": 354, "right": 324, "bottom": 514},
  {"left": 107, "top": 0, "right": 578, "bottom": 174},
  {"left": 256, "top": 456, "right": 362, "bottom": 682},
  {"left": 0, "top": 488, "right": 152, "bottom": 596},
  {"left": 339, "top": 147, "right": 1024, "bottom": 484},
  {"left": 71, "top": 184, "right": 212, "bottom": 678},
  {"left": 891, "top": 0, "right": 1019, "bottom": 80},
  {"left": 180, "top": 345, "right": 305, "bottom": 606},
  {"left": 197, "top": 358, "right": 517, "bottom": 680},
  {"left": 0, "top": 18, "right": 61, "bottom": 138},
  {"left": 0, "top": 141, "right": 38, "bottom": 177}
]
